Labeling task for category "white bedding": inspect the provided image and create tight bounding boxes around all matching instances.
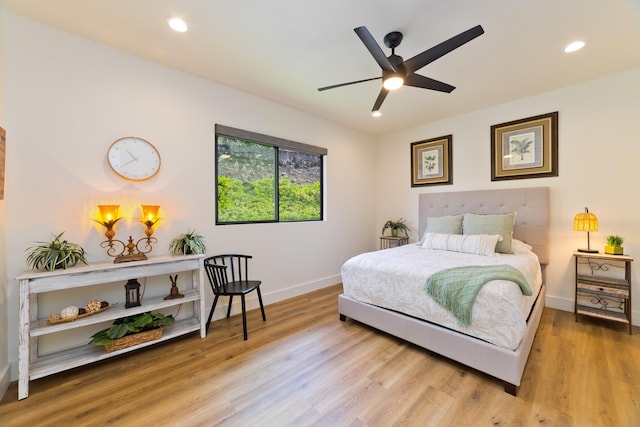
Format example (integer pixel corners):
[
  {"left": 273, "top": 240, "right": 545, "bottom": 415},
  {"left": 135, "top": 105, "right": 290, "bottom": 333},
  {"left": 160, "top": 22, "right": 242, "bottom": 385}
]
[{"left": 340, "top": 241, "right": 542, "bottom": 350}]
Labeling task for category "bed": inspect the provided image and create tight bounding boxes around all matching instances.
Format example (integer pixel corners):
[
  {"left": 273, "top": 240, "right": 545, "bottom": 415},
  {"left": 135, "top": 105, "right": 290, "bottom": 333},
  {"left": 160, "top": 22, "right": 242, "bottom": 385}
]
[{"left": 338, "top": 187, "right": 549, "bottom": 395}]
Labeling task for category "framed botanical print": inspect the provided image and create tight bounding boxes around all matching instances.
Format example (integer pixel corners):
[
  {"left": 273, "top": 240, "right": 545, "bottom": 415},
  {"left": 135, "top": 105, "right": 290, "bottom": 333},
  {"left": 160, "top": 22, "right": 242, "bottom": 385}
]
[
  {"left": 410, "top": 135, "right": 452, "bottom": 187},
  {"left": 491, "top": 112, "right": 558, "bottom": 181}
]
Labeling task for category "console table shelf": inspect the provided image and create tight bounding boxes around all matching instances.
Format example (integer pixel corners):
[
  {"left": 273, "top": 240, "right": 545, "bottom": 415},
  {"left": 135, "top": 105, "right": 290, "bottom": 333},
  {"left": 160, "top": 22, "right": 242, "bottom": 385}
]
[
  {"left": 17, "top": 254, "right": 206, "bottom": 400},
  {"left": 30, "top": 318, "right": 200, "bottom": 380}
]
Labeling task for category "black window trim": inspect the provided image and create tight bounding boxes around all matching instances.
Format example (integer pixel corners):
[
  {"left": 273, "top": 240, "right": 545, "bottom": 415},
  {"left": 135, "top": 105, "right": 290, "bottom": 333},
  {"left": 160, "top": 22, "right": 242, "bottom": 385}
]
[
  {"left": 215, "top": 124, "right": 328, "bottom": 156},
  {"left": 215, "top": 124, "right": 327, "bottom": 225}
]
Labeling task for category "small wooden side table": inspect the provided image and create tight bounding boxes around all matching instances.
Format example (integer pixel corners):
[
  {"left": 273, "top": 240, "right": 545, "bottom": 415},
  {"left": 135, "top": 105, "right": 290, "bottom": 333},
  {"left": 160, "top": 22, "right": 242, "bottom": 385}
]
[
  {"left": 574, "top": 252, "right": 633, "bottom": 334},
  {"left": 379, "top": 236, "right": 409, "bottom": 250}
]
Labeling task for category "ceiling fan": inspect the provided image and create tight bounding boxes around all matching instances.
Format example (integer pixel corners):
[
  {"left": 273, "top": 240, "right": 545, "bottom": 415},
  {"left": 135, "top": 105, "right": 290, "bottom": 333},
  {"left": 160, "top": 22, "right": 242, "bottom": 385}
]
[{"left": 318, "top": 25, "right": 485, "bottom": 115}]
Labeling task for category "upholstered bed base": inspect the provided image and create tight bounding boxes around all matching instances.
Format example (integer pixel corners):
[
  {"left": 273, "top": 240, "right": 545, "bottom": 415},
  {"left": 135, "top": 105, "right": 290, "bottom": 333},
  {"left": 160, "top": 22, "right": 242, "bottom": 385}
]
[
  {"left": 339, "top": 284, "right": 545, "bottom": 395},
  {"left": 338, "top": 187, "right": 549, "bottom": 395}
]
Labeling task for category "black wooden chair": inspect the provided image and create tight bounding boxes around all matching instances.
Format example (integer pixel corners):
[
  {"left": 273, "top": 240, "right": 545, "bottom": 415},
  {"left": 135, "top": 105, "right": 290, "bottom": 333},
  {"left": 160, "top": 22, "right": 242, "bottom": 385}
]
[{"left": 204, "top": 254, "right": 266, "bottom": 340}]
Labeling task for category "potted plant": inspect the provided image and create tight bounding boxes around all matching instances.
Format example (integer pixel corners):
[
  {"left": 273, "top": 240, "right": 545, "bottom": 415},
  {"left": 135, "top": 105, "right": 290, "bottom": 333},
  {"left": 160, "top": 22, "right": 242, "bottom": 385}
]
[
  {"left": 605, "top": 235, "right": 624, "bottom": 255},
  {"left": 25, "top": 232, "right": 88, "bottom": 271},
  {"left": 381, "top": 218, "right": 411, "bottom": 237},
  {"left": 168, "top": 229, "right": 207, "bottom": 255},
  {"left": 89, "top": 312, "right": 175, "bottom": 352}
]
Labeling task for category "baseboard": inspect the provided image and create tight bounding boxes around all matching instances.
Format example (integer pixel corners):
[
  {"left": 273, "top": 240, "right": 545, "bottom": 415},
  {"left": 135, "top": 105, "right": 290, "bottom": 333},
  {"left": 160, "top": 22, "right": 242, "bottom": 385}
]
[
  {"left": 209, "top": 274, "right": 341, "bottom": 320},
  {"left": 0, "top": 362, "right": 10, "bottom": 401},
  {"left": 544, "top": 294, "right": 573, "bottom": 312}
]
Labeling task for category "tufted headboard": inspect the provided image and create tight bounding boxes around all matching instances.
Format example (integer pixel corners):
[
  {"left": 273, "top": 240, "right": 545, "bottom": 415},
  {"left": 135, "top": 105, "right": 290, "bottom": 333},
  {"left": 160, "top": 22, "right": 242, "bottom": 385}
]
[{"left": 418, "top": 187, "right": 549, "bottom": 265}]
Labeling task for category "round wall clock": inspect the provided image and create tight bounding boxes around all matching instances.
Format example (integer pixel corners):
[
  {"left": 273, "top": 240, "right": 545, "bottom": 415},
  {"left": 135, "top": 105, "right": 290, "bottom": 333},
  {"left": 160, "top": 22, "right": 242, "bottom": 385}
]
[{"left": 107, "top": 136, "right": 161, "bottom": 181}]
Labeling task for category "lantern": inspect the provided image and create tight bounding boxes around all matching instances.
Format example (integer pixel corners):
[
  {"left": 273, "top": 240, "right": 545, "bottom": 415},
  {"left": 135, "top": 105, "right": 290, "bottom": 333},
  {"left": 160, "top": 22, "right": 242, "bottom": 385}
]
[{"left": 124, "top": 279, "right": 142, "bottom": 308}]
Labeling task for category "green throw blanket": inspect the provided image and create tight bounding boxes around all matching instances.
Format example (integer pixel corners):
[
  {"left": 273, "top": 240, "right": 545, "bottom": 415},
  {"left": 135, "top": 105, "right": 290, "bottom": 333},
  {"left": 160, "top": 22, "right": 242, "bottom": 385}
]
[{"left": 425, "top": 265, "right": 532, "bottom": 326}]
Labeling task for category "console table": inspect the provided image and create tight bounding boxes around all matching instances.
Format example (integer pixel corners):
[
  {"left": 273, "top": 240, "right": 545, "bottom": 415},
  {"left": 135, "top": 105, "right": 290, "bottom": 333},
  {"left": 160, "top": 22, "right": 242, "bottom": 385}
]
[{"left": 16, "top": 254, "right": 206, "bottom": 399}]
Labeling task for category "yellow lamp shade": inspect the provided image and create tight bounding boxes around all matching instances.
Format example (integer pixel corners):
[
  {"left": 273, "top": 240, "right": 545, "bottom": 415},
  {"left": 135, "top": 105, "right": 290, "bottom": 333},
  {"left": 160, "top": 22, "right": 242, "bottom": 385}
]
[
  {"left": 141, "top": 205, "right": 160, "bottom": 223},
  {"left": 573, "top": 208, "right": 598, "bottom": 231},
  {"left": 98, "top": 205, "right": 120, "bottom": 222}
]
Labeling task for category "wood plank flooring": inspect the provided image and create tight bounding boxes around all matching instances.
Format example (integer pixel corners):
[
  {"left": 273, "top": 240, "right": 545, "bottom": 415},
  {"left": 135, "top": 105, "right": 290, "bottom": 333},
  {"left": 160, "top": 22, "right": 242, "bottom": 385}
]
[{"left": 2, "top": 283, "right": 639, "bottom": 426}]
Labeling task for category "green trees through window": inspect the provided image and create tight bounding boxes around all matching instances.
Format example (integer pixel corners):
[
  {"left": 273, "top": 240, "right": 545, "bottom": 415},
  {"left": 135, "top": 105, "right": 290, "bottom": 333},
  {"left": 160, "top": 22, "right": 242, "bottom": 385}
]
[{"left": 215, "top": 126, "right": 325, "bottom": 224}]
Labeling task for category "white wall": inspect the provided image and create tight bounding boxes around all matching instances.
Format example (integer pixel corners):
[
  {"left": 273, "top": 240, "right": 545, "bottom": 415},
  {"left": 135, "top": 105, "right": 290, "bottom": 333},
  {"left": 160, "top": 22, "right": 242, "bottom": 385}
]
[
  {"left": 1, "top": 12, "right": 376, "bottom": 381},
  {"left": 376, "top": 67, "right": 640, "bottom": 319},
  {"left": 0, "top": 10, "right": 9, "bottom": 399}
]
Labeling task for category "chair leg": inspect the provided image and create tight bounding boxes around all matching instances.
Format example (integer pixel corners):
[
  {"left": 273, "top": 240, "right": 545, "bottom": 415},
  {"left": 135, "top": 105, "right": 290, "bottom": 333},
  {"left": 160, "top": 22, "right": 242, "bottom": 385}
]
[
  {"left": 226, "top": 295, "right": 233, "bottom": 318},
  {"left": 257, "top": 287, "right": 266, "bottom": 321},
  {"left": 206, "top": 295, "right": 220, "bottom": 330},
  {"left": 241, "top": 295, "right": 248, "bottom": 340}
]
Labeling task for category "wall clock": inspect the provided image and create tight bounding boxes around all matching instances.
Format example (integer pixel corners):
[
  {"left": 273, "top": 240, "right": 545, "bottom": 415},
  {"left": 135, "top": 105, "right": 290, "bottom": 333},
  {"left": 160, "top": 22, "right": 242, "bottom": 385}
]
[{"left": 107, "top": 136, "right": 161, "bottom": 181}]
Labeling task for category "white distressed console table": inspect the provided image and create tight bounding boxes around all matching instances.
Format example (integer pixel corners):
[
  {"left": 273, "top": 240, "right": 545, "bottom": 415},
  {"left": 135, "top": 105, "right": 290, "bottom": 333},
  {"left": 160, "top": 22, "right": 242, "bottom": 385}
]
[{"left": 16, "top": 254, "right": 206, "bottom": 400}]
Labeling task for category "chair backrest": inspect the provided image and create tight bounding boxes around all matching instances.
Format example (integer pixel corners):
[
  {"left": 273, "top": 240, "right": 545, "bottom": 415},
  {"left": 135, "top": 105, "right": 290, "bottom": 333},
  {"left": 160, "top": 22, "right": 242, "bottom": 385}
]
[{"left": 204, "top": 254, "right": 253, "bottom": 294}]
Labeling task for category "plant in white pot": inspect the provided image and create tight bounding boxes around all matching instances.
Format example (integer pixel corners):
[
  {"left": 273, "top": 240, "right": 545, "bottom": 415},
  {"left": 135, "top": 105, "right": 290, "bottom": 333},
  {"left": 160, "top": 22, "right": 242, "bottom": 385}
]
[
  {"left": 168, "top": 229, "right": 207, "bottom": 255},
  {"left": 381, "top": 218, "right": 410, "bottom": 237},
  {"left": 25, "top": 232, "right": 88, "bottom": 271}
]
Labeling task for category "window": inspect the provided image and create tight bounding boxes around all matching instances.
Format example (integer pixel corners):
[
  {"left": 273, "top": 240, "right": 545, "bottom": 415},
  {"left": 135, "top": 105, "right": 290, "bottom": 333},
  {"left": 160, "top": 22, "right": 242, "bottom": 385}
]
[{"left": 215, "top": 124, "right": 326, "bottom": 224}]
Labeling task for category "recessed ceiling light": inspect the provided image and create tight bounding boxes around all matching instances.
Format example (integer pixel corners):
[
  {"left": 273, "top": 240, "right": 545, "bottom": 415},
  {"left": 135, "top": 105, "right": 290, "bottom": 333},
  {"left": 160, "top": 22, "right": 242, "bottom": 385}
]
[
  {"left": 168, "top": 17, "right": 188, "bottom": 33},
  {"left": 372, "top": 110, "right": 382, "bottom": 118},
  {"left": 564, "top": 41, "right": 585, "bottom": 53}
]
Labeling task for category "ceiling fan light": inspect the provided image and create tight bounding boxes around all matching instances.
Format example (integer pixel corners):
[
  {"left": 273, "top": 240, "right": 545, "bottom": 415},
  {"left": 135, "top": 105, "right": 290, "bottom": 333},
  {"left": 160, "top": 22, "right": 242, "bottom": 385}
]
[
  {"left": 372, "top": 110, "right": 382, "bottom": 118},
  {"left": 168, "top": 17, "right": 188, "bottom": 33},
  {"left": 564, "top": 41, "right": 585, "bottom": 53},
  {"left": 383, "top": 76, "right": 404, "bottom": 90}
]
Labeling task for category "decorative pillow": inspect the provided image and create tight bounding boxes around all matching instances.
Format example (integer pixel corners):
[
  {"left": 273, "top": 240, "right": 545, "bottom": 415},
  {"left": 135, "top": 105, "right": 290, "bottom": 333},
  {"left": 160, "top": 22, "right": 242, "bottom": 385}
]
[
  {"left": 420, "top": 232, "right": 502, "bottom": 256},
  {"left": 511, "top": 238, "right": 533, "bottom": 254},
  {"left": 462, "top": 212, "right": 516, "bottom": 254},
  {"left": 417, "top": 214, "right": 464, "bottom": 245}
]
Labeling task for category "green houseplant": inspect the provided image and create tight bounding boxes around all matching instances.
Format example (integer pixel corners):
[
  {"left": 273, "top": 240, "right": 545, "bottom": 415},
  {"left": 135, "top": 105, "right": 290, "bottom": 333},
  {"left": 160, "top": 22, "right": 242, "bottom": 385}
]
[
  {"left": 381, "top": 218, "right": 411, "bottom": 237},
  {"left": 89, "top": 312, "right": 175, "bottom": 351},
  {"left": 605, "top": 235, "right": 624, "bottom": 255},
  {"left": 168, "top": 229, "right": 207, "bottom": 255},
  {"left": 25, "top": 232, "right": 88, "bottom": 271}
]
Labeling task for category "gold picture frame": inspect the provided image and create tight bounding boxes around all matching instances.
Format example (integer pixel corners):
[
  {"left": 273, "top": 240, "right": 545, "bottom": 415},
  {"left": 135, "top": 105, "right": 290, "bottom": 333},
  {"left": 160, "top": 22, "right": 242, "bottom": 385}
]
[
  {"left": 411, "top": 135, "right": 452, "bottom": 187},
  {"left": 491, "top": 112, "right": 558, "bottom": 181}
]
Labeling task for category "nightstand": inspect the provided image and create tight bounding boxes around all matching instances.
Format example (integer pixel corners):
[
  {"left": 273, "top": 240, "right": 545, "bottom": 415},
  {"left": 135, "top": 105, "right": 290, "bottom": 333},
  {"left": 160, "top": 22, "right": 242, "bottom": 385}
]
[
  {"left": 574, "top": 252, "right": 633, "bottom": 334},
  {"left": 379, "top": 236, "right": 409, "bottom": 250}
]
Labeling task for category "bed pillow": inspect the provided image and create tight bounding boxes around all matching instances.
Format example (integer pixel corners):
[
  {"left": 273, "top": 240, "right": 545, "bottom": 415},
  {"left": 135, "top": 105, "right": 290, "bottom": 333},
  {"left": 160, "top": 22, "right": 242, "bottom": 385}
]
[
  {"left": 420, "top": 232, "right": 502, "bottom": 256},
  {"left": 426, "top": 214, "right": 464, "bottom": 234},
  {"left": 417, "top": 214, "right": 464, "bottom": 245},
  {"left": 462, "top": 212, "right": 516, "bottom": 254},
  {"left": 512, "top": 238, "right": 533, "bottom": 254}
]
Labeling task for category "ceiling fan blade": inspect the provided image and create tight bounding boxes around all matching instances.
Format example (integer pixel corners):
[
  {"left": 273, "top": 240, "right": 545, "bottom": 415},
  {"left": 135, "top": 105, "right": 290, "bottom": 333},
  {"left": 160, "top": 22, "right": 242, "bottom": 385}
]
[
  {"left": 318, "top": 76, "right": 382, "bottom": 91},
  {"left": 404, "top": 74, "right": 455, "bottom": 93},
  {"left": 372, "top": 88, "right": 389, "bottom": 111},
  {"left": 354, "top": 26, "right": 396, "bottom": 72},
  {"left": 404, "top": 25, "right": 484, "bottom": 74}
]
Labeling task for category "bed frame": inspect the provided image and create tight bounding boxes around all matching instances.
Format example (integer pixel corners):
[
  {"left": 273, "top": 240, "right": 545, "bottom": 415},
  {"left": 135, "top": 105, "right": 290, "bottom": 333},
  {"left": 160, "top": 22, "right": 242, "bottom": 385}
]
[{"left": 338, "top": 187, "right": 549, "bottom": 395}]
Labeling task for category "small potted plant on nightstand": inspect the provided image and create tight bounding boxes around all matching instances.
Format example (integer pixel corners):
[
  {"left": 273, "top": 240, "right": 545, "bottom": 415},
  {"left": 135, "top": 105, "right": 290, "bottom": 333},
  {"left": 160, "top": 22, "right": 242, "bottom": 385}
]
[
  {"left": 381, "top": 218, "right": 411, "bottom": 237},
  {"left": 604, "top": 235, "right": 624, "bottom": 255}
]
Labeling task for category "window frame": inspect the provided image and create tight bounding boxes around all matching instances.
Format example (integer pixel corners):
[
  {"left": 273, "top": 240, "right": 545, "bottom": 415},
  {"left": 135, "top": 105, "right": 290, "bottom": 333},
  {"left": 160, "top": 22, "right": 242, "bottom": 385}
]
[{"left": 215, "top": 124, "right": 327, "bottom": 225}]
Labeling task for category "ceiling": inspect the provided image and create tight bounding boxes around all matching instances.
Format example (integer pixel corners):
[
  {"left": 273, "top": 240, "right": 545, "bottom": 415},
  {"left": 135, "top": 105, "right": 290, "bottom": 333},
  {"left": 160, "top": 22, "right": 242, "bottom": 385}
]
[{"left": 3, "top": 0, "right": 640, "bottom": 135}]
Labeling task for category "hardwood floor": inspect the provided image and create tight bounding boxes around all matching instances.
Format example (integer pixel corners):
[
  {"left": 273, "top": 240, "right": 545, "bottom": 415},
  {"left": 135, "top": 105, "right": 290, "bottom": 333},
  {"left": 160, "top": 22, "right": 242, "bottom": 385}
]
[{"left": 2, "top": 283, "right": 639, "bottom": 426}]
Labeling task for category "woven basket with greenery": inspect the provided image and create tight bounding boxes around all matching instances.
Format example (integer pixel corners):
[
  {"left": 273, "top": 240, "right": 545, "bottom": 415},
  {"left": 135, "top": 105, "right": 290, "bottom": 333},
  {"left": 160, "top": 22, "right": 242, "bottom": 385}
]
[
  {"left": 90, "top": 312, "right": 174, "bottom": 352},
  {"left": 104, "top": 327, "right": 163, "bottom": 353}
]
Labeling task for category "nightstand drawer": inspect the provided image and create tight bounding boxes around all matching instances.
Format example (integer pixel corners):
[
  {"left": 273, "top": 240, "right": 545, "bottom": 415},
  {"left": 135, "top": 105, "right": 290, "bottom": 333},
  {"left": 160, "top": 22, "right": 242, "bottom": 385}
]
[{"left": 577, "top": 282, "right": 629, "bottom": 298}]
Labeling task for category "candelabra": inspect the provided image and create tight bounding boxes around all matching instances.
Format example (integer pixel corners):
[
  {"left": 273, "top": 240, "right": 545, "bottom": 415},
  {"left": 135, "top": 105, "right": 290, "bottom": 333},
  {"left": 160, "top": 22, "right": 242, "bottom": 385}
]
[{"left": 95, "top": 204, "right": 160, "bottom": 263}]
